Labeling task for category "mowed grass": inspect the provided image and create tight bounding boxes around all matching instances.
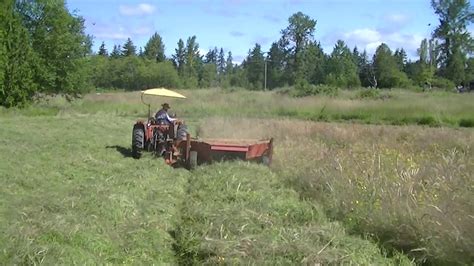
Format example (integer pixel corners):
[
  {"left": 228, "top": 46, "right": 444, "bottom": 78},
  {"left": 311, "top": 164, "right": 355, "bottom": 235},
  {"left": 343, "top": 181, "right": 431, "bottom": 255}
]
[
  {"left": 0, "top": 115, "right": 189, "bottom": 264},
  {"left": 174, "top": 162, "right": 411, "bottom": 265}
]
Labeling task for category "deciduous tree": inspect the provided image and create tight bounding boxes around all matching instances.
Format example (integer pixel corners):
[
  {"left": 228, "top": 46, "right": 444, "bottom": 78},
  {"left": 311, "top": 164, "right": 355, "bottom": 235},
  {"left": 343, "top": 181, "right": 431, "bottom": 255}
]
[
  {"left": 281, "top": 12, "right": 317, "bottom": 82},
  {"left": 431, "top": 0, "right": 473, "bottom": 83},
  {"left": 0, "top": 0, "right": 36, "bottom": 107}
]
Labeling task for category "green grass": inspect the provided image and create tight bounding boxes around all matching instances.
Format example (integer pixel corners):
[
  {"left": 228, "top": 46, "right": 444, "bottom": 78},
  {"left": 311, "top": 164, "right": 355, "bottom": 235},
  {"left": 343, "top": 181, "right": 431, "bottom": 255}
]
[
  {"left": 0, "top": 113, "right": 409, "bottom": 264},
  {"left": 0, "top": 115, "right": 189, "bottom": 264},
  {"left": 1, "top": 89, "right": 472, "bottom": 264},
  {"left": 174, "top": 162, "right": 411, "bottom": 265},
  {"left": 197, "top": 117, "right": 473, "bottom": 265}
]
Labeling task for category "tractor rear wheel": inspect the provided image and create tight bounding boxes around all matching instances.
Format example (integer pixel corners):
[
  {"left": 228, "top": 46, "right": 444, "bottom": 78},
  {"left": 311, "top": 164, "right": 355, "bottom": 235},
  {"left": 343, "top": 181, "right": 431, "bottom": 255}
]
[{"left": 132, "top": 127, "right": 144, "bottom": 159}]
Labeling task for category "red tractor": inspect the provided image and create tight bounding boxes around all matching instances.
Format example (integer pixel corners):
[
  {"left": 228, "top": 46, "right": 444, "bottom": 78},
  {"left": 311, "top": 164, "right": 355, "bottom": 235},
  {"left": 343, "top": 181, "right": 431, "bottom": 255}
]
[
  {"left": 132, "top": 118, "right": 191, "bottom": 165},
  {"left": 132, "top": 88, "right": 273, "bottom": 169}
]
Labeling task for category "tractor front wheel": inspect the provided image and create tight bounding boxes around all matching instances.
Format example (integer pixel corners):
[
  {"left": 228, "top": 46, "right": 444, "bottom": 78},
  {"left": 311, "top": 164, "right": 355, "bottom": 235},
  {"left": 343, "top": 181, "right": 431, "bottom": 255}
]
[{"left": 132, "top": 127, "right": 144, "bottom": 159}]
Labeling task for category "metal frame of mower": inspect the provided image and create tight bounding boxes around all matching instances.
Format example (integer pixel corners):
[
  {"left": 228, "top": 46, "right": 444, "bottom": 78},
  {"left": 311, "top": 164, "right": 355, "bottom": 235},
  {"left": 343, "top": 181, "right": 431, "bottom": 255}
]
[{"left": 131, "top": 118, "right": 274, "bottom": 169}]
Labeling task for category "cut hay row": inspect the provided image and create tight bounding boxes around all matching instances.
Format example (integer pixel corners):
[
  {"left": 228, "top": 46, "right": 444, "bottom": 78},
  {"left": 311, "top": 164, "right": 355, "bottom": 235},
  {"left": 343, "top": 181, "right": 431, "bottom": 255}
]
[{"left": 174, "top": 162, "right": 411, "bottom": 265}]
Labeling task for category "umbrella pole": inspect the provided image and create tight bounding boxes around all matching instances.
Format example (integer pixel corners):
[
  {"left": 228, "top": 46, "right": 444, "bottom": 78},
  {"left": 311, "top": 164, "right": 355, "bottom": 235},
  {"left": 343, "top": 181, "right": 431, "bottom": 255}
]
[{"left": 141, "top": 92, "right": 151, "bottom": 118}]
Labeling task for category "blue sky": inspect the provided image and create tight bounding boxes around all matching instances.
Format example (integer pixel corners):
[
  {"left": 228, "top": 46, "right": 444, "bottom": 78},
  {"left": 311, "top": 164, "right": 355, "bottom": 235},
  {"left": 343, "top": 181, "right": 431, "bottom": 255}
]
[{"left": 67, "top": 0, "right": 442, "bottom": 63}]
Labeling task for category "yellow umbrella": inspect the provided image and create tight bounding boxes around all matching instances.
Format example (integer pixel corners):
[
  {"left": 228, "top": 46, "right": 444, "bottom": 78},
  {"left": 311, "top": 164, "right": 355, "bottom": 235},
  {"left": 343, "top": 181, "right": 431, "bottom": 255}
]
[
  {"left": 140, "top": 88, "right": 186, "bottom": 118},
  {"left": 141, "top": 88, "right": 186, "bottom": 98}
]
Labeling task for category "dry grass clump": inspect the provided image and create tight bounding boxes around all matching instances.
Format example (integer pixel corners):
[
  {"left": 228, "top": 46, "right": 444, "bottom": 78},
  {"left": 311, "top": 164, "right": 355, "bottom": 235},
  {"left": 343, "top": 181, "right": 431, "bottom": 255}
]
[
  {"left": 174, "top": 162, "right": 411, "bottom": 265},
  {"left": 198, "top": 117, "right": 474, "bottom": 264}
]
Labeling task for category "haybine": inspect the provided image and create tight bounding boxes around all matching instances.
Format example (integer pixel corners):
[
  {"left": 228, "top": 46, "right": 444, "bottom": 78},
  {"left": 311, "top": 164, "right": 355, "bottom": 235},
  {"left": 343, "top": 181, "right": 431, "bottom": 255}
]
[{"left": 131, "top": 88, "right": 273, "bottom": 169}]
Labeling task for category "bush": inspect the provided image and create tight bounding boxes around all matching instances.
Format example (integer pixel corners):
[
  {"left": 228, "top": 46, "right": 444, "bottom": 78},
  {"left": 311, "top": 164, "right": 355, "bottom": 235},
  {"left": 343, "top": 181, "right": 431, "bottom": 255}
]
[
  {"left": 416, "top": 116, "right": 440, "bottom": 126},
  {"left": 459, "top": 118, "right": 474, "bottom": 127},
  {"left": 88, "top": 56, "right": 181, "bottom": 90},
  {"left": 432, "top": 77, "right": 455, "bottom": 91},
  {"left": 354, "top": 88, "right": 394, "bottom": 100},
  {"left": 355, "top": 89, "right": 380, "bottom": 99},
  {"left": 293, "top": 79, "right": 339, "bottom": 97}
]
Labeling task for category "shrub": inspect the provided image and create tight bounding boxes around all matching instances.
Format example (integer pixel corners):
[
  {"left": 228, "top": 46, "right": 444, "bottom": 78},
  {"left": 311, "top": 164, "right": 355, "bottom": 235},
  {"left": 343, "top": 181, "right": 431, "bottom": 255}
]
[
  {"left": 459, "top": 118, "right": 474, "bottom": 127},
  {"left": 293, "top": 79, "right": 339, "bottom": 97},
  {"left": 432, "top": 77, "right": 455, "bottom": 91},
  {"left": 416, "top": 116, "right": 440, "bottom": 126},
  {"left": 355, "top": 89, "right": 380, "bottom": 99}
]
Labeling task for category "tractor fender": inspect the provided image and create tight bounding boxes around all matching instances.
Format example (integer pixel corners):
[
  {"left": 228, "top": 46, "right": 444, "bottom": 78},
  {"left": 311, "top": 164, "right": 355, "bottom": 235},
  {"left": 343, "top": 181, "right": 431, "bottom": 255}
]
[{"left": 133, "top": 121, "right": 145, "bottom": 130}]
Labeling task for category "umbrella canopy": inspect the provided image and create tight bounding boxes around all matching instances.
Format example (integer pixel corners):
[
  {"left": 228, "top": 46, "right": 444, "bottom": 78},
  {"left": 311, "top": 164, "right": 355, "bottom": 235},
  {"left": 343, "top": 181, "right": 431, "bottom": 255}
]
[{"left": 141, "top": 88, "right": 186, "bottom": 99}]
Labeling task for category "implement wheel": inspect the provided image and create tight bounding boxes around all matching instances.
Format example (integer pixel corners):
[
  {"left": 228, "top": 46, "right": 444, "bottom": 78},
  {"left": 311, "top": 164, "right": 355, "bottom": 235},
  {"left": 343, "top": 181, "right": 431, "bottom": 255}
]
[
  {"left": 132, "top": 126, "right": 144, "bottom": 159},
  {"left": 189, "top": 151, "right": 198, "bottom": 170}
]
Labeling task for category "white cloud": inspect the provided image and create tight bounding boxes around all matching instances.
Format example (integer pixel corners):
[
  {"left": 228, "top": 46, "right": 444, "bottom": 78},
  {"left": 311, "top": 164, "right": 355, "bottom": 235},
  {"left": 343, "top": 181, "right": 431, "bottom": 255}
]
[
  {"left": 95, "top": 32, "right": 129, "bottom": 40},
  {"left": 385, "top": 13, "right": 409, "bottom": 24},
  {"left": 333, "top": 27, "right": 424, "bottom": 57},
  {"left": 198, "top": 48, "right": 207, "bottom": 56},
  {"left": 344, "top": 28, "right": 381, "bottom": 44},
  {"left": 119, "top": 3, "right": 155, "bottom": 16},
  {"left": 132, "top": 26, "right": 152, "bottom": 35}
]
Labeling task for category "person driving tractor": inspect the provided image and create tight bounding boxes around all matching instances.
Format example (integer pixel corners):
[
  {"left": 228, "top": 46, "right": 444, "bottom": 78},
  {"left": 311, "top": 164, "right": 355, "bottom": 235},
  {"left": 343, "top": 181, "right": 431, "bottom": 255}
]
[
  {"left": 155, "top": 103, "right": 176, "bottom": 125},
  {"left": 154, "top": 103, "right": 187, "bottom": 157}
]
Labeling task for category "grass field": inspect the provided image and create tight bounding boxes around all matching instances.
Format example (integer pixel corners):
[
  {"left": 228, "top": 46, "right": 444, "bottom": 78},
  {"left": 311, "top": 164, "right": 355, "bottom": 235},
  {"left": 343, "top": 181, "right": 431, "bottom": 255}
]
[{"left": 0, "top": 89, "right": 472, "bottom": 264}]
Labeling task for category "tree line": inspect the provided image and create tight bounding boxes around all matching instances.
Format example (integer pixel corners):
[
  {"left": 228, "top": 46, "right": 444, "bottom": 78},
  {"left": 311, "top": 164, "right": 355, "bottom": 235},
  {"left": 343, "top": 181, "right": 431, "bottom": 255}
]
[{"left": 1, "top": 0, "right": 473, "bottom": 107}]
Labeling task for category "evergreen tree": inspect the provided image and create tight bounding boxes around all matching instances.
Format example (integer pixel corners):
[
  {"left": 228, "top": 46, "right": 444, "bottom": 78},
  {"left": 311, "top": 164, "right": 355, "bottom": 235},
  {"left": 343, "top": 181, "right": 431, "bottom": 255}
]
[
  {"left": 172, "top": 39, "right": 186, "bottom": 76},
  {"left": 325, "top": 40, "right": 360, "bottom": 88},
  {"left": 184, "top": 36, "right": 201, "bottom": 87},
  {"left": 300, "top": 41, "right": 326, "bottom": 85},
  {"left": 198, "top": 63, "right": 217, "bottom": 88},
  {"left": 352, "top": 46, "right": 362, "bottom": 69},
  {"left": 122, "top": 38, "right": 136, "bottom": 57},
  {"left": 218, "top": 48, "right": 226, "bottom": 75},
  {"left": 394, "top": 48, "right": 408, "bottom": 71},
  {"left": 143, "top": 32, "right": 165, "bottom": 62},
  {"left": 225, "top": 51, "right": 234, "bottom": 75},
  {"left": 204, "top": 47, "right": 218, "bottom": 64},
  {"left": 98, "top": 41, "right": 108, "bottom": 56},
  {"left": 111, "top": 45, "right": 121, "bottom": 58},
  {"left": 267, "top": 39, "right": 294, "bottom": 88},
  {"left": 244, "top": 43, "right": 265, "bottom": 89},
  {"left": 373, "top": 43, "right": 409, "bottom": 88},
  {"left": 358, "top": 50, "right": 377, "bottom": 87}
]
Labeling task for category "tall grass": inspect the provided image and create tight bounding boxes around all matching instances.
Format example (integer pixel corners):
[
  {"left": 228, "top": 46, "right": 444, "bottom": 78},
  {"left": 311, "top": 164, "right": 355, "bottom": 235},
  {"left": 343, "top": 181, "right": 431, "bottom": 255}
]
[
  {"left": 198, "top": 117, "right": 474, "bottom": 264},
  {"left": 3, "top": 89, "right": 472, "bottom": 128}
]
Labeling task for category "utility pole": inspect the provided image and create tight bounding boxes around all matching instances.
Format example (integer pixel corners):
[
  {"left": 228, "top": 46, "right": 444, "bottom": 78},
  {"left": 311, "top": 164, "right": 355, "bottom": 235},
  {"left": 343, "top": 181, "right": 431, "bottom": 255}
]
[
  {"left": 264, "top": 59, "right": 267, "bottom": 90},
  {"left": 264, "top": 51, "right": 271, "bottom": 91}
]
